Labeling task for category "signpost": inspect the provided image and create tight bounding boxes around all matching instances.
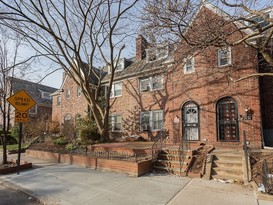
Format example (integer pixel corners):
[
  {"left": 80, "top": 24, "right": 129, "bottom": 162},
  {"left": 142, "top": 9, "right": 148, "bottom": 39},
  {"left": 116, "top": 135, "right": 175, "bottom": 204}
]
[{"left": 7, "top": 90, "right": 36, "bottom": 174}]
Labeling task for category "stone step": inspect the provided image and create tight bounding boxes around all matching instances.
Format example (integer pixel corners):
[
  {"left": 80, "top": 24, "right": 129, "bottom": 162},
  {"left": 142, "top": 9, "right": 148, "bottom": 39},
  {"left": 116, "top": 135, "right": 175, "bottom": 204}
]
[
  {"left": 153, "top": 160, "right": 188, "bottom": 169},
  {"left": 213, "top": 160, "right": 242, "bottom": 169},
  {"left": 212, "top": 173, "right": 244, "bottom": 181},
  {"left": 153, "top": 166, "right": 187, "bottom": 176},
  {"left": 160, "top": 149, "right": 193, "bottom": 156},
  {"left": 158, "top": 154, "right": 192, "bottom": 161},
  {"left": 212, "top": 167, "right": 243, "bottom": 178},
  {"left": 214, "top": 155, "right": 242, "bottom": 162}
]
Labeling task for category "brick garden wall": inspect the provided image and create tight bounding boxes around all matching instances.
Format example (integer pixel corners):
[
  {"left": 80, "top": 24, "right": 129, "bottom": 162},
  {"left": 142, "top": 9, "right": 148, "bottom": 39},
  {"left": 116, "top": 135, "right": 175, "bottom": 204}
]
[{"left": 26, "top": 149, "right": 152, "bottom": 177}]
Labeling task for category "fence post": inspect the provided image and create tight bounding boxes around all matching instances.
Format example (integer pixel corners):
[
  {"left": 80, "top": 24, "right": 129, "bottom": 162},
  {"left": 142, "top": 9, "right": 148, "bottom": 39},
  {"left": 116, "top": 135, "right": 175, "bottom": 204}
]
[{"left": 243, "top": 131, "right": 250, "bottom": 183}]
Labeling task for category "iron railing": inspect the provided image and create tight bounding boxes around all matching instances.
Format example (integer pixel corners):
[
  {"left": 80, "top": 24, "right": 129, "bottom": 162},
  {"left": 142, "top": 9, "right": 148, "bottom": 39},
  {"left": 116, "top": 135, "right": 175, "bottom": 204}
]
[
  {"left": 29, "top": 145, "right": 151, "bottom": 162},
  {"left": 262, "top": 159, "right": 273, "bottom": 194},
  {"left": 179, "top": 132, "right": 190, "bottom": 176},
  {"left": 151, "top": 130, "right": 167, "bottom": 161},
  {"left": 243, "top": 131, "right": 250, "bottom": 183}
]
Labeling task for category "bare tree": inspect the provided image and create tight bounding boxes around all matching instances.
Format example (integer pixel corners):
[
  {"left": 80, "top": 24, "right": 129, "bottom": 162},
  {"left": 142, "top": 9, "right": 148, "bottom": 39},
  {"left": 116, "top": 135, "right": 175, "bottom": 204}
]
[
  {"left": 142, "top": 0, "right": 273, "bottom": 81},
  {"left": 0, "top": 0, "right": 139, "bottom": 141},
  {"left": 0, "top": 29, "right": 35, "bottom": 164}
]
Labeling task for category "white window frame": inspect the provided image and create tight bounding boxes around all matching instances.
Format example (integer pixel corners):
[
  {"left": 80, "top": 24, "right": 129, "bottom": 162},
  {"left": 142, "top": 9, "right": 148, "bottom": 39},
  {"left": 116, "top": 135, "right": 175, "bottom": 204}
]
[
  {"left": 29, "top": 105, "right": 37, "bottom": 115},
  {"left": 41, "top": 91, "right": 51, "bottom": 100},
  {"left": 217, "top": 47, "right": 231, "bottom": 67},
  {"left": 109, "top": 114, "right": 122, "bottom": 132},
  {"left": 110, "top": 82, "right": 122, "bottom": 98},
  {"left": 140, "top": 75, "right": 163, "bottom": 92},
  {"left": 140, "top": 110, "right": 164, "bottom": 131},
  {"left": 57, "top": 96, "right": 61, "bottom": 107},
  {"left": 77, "top": 86, "right": 82, "bottom": 97},
  {"left": 184, "top": 57, "right": 195, "bottom": 74},
  {"left": 66, "top": 90, "right": 70, "bottom": 99}
]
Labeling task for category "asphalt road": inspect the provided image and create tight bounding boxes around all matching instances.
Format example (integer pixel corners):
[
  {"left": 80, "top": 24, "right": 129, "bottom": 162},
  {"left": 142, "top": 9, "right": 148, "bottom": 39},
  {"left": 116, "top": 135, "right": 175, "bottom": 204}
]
[{"left": 0, "top": 182, "right": 40, "bottom": 205}]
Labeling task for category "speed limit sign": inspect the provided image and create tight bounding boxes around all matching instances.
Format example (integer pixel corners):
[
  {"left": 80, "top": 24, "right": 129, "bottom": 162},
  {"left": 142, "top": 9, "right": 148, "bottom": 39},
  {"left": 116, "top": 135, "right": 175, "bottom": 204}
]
[{"left": 15, "top": 110, "right": 28, "bottom": 123}]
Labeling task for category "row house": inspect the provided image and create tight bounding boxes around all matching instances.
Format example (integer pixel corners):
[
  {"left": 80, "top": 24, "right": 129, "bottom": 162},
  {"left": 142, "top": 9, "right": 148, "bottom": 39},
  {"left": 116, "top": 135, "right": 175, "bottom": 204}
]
[
  {"left": 1, "top": 77, "right": 57, "bottom": 131},
  {"left": 52, "top": 3, "right": 273, "bottom": 149}
]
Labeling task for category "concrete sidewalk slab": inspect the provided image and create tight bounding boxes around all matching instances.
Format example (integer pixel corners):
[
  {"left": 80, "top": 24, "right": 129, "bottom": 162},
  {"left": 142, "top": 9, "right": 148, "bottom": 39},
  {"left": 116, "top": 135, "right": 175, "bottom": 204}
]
[
  {"left": 168, "top": 178, "right": 257, "bottom": 205},
  {"left": 1, "top": 159, "right": 191, "bottom": 205}
]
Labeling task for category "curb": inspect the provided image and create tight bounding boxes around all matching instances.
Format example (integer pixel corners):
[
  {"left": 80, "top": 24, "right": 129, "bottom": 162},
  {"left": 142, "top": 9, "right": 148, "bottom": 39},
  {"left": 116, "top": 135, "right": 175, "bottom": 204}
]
[
  {"left": 0, "top": 177, "right": 60, "bottom": 205},
  {"left": 251, "top": 181, "right": 273, "bottom": 201}
]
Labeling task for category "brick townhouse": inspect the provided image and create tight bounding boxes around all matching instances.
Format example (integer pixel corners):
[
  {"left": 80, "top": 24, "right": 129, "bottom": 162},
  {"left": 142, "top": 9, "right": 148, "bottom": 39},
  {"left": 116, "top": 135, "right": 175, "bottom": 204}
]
[
  {"left": 52, "top": 3, "right": 273, "bottom": 149},
  {"left": 0, "top": 77, "right": 57, "bottom": 129}
]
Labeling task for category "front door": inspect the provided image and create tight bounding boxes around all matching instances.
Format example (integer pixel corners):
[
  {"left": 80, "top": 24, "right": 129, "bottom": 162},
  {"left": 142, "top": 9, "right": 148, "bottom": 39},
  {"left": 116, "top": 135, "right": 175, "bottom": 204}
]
[
  {"left": 217, "top": 97, "right": 239, "bottom": 141},
  {"left": 182, "top": 102, "right": 199, "bottom": 141}
]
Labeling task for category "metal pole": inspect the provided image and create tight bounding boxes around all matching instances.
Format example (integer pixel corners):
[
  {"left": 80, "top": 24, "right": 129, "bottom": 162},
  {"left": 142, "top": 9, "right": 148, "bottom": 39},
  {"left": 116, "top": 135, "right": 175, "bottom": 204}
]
[
  {"left": 243, "top": 131, "right": 249, "bottom": 182},
  {"left": 17, "top": 122, "right": 23, "bottom": 175}
]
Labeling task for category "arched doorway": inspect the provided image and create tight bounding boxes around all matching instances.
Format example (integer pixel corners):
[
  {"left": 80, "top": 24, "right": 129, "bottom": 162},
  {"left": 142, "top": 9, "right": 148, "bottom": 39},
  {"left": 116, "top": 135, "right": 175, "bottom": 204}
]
[
  {"left": 217, "top": 97, "right": 239, "bottom": 142},
  {"left": 182, "top": 101, "right": 200, "bottom": 141}
]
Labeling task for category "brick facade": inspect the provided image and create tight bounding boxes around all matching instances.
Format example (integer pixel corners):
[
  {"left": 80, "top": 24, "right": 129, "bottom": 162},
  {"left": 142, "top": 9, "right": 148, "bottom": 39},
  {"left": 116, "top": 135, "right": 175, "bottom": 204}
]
[
  {"left": 52, "top": 4, "right": 268, "bottom": 149},
  {"left": 52, "top": 75, "right": 89, "bottom": 126}
]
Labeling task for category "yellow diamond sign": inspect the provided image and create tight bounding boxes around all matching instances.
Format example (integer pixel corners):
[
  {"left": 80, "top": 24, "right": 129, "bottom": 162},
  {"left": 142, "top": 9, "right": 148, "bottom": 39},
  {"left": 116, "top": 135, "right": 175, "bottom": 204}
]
[{"left": 7, "top": 90, "right": 36, "bottom": 112}]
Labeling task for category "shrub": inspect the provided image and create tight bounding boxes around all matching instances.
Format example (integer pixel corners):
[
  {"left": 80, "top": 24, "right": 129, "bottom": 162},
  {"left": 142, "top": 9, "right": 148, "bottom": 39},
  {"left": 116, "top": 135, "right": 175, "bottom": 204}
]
[{"left": 52, "top": 136, "right": 68, "bottom": 145}]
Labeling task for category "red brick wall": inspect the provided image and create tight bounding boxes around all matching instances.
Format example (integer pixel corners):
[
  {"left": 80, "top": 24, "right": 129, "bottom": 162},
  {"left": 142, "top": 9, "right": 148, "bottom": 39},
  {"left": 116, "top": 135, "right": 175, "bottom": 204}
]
[
  {"left": 52, "top": 75, "right": 89, "bottom": 125},
  {"left": 26, "top": 149, "right": 152, "bottom": 177}
]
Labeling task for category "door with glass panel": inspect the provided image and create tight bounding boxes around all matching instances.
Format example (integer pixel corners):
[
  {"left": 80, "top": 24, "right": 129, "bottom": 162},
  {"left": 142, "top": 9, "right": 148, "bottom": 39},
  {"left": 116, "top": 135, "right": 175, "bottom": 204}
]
[{"left": 182, "top": 102, "right": 199, "bottom": 141}]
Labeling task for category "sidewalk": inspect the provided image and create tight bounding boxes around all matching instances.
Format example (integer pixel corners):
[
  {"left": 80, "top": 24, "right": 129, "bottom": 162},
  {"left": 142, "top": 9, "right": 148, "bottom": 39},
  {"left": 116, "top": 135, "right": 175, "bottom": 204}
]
[{"left": 0, "top": 153, "right": 272, "bottom": 205}]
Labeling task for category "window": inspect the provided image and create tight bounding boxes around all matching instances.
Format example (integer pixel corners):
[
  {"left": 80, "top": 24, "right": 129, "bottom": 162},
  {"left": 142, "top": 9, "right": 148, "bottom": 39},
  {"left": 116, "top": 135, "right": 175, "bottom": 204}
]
[
  {"left": 29, "top": 105, "right": 37, "bottom": 115},
  {"left": 140, "top": 110, "right": 163, "bottom": 131},
  {"left": 249, "top": 13, "right": 270, "bottom": 29},
  {"left": 66, "top": 90, "right": 70, "bottom": 99},
  {"left": 140, "top": 75, "right": 163, "bottom": 92},
  {"left": 77, "top": 86, "right": 82, "bottom": 97},
  {"left": 184, "top": 58, "right": 194, "bottom": 74},
  {"left": 110, "top": 82, "right": 122, "bottom": 97},
  {"left": 41, "top": 91, "right": 51, "bottom": 100},
  {"left": 217, "top": 47, "right": 231, "bottom": 66},
  {"left": 109, "top": 114, "right": 122, "bottom": 131},
  {"left": 57, "top": 96, "right": 61, "bottom": 107}
]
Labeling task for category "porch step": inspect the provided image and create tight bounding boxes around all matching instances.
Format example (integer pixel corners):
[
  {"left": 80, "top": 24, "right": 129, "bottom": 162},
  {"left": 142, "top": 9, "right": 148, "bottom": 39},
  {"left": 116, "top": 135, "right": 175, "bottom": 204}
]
[
  {"left": 153, "top": 166, "right": 187, "bottom": 176},
  {"left": 152, "top": 148, "right": 193, "bottom": 176},
  {"left": 210, "top": 151, "right": 244, "bottom": 182}
]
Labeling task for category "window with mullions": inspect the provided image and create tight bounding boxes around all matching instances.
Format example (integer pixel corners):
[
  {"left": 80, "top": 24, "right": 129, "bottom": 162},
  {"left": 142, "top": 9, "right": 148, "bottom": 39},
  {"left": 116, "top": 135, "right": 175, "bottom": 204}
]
[
  {"left": 217, "top": 47, "right": 231, "bottom": 66},
  {"left": 140, "top": 75, "right": 163, "bottom": 92},
  {"left": 184, "top": 57, "right": 195, "bottom": 74},
  {"left": 109, "top": 114, "right": 122, "bottom": 131},
  {"left": 140, "top": 110, "right": 163, "bottom": 131},
  {"left": 110, "top": 82, "right": 122, "bottom": 98}
]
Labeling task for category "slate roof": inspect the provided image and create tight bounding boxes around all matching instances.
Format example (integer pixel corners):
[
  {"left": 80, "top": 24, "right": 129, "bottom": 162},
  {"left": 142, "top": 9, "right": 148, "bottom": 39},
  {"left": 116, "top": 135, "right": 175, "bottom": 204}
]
[
  {"left": 8, "top": 77, "right": 58, "bottom": 106},
  {"left": 101, "top": 56, "right": 173, "bottom": 83}
]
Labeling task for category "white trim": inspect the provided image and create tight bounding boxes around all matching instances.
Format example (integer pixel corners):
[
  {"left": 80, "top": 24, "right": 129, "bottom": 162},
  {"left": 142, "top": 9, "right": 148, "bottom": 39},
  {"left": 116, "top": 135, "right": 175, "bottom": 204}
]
[
  {"left": 110, "top": 81, "right": 122, "bottom": 98},
  {"left": 29, "top": 105, "right": 38, "bottom": 115},
  {"left": 217, "top": 47, "right": 232, "bottom": 67},
  {"left": 183, "top": 57, "right": 195, "bottom": 74}
]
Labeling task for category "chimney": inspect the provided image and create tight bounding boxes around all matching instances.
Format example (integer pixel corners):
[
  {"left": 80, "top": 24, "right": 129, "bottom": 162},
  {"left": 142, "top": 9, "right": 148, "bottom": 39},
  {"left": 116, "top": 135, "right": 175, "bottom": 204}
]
[{"left": 136, "top": 35, "right": 148, "bottom": 62}]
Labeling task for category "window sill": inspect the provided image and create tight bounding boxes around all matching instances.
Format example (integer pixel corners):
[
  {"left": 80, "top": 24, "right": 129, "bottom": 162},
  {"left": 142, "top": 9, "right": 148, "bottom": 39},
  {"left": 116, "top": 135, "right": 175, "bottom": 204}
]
[
  {"left": 110, "top": 95, "right": 122, "bottom": 99},
  {"left": 184, "top": 71, "right": 195, "bottom": 74},
  {"left": 140, "top": 88, "right": 164, "bottom": 93},
  {"left": 218, "top": 63, "right": 232, "bottom": 68}
]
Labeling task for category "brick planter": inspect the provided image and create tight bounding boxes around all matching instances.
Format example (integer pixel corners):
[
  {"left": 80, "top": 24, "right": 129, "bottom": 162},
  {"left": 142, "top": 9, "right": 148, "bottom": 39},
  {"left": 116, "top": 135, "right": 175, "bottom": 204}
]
[
  {"left": 0, "top": 160, "right": 32, "bottom": 175},
  {"left": 26, "top": 149, "right": 152, "bottom": 177}
]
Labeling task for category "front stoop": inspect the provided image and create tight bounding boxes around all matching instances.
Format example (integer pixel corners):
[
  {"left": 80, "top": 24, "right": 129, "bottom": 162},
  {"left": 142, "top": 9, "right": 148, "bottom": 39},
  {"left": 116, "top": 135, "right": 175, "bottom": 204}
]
[
  {"left": 152, "top": 149, "right": 193, "bottom": 176},
  {"left": 210, "top": 151, "right": 244, "bottom": 182}
]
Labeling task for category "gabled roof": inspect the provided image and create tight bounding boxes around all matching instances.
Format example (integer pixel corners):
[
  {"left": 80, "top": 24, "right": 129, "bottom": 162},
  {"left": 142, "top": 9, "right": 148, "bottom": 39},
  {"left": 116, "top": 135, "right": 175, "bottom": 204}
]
[
  {"left": 101, "top": 55, "right": 174, "bottom": 83},
  {"left": 8, "top": 77, "right": 57, "bottom": 105}
]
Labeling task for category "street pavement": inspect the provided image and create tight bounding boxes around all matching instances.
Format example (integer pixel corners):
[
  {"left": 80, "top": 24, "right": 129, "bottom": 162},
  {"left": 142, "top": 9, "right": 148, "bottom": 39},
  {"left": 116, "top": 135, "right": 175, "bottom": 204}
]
[{"left": 0, "top": 153, "right": 272, "bottom": 205}]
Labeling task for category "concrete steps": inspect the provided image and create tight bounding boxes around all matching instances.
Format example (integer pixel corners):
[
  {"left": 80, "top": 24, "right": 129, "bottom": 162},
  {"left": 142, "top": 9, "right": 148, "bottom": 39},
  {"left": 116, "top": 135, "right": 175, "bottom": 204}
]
[
  {"left": 152, "top": 148, "right": 193, "bottom": 176},
  {"left": 211, "top": 151, "right": 244, "bottom": 182}
]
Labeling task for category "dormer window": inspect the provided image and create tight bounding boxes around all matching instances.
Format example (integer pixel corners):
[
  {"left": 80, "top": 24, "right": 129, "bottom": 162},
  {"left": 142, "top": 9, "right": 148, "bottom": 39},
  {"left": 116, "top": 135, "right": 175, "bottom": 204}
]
[
  {"left": 146, "top": 45, "right": 169, "bottom": 62},
  {"left": 40, "top": 91, "right": 51, "bottom": 100},
  {"left": 249, "top": 12, "right": 270, "bottom": 29},
  {"left": 107, "top": 58, "right": 130, "bottom": 74},
  {"left": 140, "top": 75, "right": 163, "bottom": 92}
]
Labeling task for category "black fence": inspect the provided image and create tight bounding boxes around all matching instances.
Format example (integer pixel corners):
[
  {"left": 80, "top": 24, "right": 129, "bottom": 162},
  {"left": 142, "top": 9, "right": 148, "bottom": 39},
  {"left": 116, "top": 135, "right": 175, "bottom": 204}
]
[
  {"left": 29, "top": 145, "right": 152, "bottom": 163},
  {"left": 262, "top": 159, "right": 273, "bottom": 194}
]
